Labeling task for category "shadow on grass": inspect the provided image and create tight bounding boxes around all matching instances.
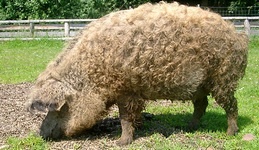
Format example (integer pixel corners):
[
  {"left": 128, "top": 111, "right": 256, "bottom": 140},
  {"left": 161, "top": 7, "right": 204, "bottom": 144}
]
[{"left": 64, "top": 111, "right": 252, "bottom": 142}]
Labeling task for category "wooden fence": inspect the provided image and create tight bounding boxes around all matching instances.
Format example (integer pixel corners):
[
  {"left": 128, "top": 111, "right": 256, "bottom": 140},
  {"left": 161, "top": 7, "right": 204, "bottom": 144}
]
[
  {"left": 223, "top": 17, "right": 259, "bottom": 36},
  {"left": 0, "top": 17, "right": 258, "bottom": 40},
  {"left": 0, "top": 19, "right": 96, "bottom": 40}
]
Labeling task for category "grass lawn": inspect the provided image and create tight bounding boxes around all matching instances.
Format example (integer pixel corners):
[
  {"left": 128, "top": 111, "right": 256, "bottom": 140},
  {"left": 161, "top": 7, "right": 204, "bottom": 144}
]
[
  {"left": 0, "top": 39, "right": 64, "bottom": 83},
  {"left": 1, "top": 38, "right": 258, "bottom": 149}
]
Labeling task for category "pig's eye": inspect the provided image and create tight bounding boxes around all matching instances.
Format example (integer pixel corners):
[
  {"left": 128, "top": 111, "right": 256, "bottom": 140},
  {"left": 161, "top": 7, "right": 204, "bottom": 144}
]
[{"left": 48, "top": 103, "right": 58, "bottom": 111}]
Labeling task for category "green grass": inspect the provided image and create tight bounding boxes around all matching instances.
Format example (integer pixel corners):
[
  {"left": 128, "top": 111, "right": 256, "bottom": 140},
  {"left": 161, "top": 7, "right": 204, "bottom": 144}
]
[
  {"left": 6, "top": 133, "right": 48, "bottom": 150},
  {"left": 2, "top": 37, "right": 259, "bottom": 149},
  {"left": 0, "top": 39, "right": 64, "bottom": 83}
]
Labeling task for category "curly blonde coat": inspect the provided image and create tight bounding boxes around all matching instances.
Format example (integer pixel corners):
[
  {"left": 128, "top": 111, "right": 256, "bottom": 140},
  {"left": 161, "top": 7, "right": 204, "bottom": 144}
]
[{"left": 28, "top": 2, "right": 248, "bottom": 145}]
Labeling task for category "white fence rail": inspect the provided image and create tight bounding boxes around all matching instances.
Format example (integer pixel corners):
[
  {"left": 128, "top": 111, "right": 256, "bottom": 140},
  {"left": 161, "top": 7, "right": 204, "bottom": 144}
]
[
  {"left": 0, "top": 19, "right": 96, "bottom": 40},
  {"left": 223, "top": 17, "right": 259, "bottom": 36},
  {"left": 0, "top": 17, "right": 258, "bottom": 40}
]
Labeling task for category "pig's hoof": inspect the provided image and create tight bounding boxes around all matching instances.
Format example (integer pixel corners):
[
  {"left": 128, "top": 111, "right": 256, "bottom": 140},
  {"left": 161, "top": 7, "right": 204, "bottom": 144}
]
[
  {"left": 188, "top": 119, "right": 200, "bottom": 131},
  {"left": 227, "top": 124, "right": 239, "bottom": 136},
  {"left": 116, "top": 137, "right": 133, "bottom": 146}
]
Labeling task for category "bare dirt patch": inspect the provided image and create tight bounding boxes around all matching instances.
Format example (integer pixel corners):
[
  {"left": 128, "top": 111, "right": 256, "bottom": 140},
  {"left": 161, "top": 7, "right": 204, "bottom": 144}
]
[{"left": 0, "top": 83, "right": 43, "bottom": 144}]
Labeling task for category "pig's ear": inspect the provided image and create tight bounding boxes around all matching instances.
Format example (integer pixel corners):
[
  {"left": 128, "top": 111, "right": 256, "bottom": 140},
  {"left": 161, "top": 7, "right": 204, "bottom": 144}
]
[{"left": 27, "top": 100, "right": 67, "bottom": 113}]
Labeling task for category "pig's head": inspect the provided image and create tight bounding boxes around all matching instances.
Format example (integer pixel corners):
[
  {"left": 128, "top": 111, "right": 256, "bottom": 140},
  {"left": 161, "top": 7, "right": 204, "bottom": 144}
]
[{"left": 27, "top": 77, "right": 76, "bottom": 140}]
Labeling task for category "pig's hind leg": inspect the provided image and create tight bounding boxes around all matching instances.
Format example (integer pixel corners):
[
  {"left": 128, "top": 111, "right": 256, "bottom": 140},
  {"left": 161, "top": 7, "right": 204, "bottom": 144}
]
[{"left": 189, "top": 90, "right": 209, "bottom": 130}]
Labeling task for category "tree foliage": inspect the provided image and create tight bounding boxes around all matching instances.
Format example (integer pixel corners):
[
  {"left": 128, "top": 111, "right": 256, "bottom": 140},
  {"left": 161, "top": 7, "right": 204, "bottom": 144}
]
[
  {"left": 0, "top": 0, "right": 81, "bottom": 20},
  {"left": 0, "top": 0, "right": 149, "bottom": 20},
  {"left": 79, "top": 0, "right": 149, "bottom": 19},
  {"left": 228, "top": 0, "right": 259, "bottom": 16},
  {"left": 0, "top": 0, "right": 258, "bottom": 20}
]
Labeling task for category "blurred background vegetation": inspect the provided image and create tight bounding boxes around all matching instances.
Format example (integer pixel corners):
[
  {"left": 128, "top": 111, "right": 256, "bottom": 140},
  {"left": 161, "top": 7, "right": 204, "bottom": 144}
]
[{"left": 0, "top": 0, "right": 258, "bottom": 20}]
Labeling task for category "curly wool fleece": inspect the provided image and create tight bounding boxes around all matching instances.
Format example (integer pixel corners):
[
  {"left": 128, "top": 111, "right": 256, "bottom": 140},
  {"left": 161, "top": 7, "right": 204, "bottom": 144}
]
[{"left": 27, "top": 2, "right": 248, "bottom": 145}]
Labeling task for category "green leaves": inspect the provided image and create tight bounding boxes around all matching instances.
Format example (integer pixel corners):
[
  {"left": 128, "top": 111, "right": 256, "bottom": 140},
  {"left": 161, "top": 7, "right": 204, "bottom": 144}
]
[
  {"left": 0, "top": 0, "right": 149, "bottom": 20},
  {"left": 0, "top": 0, "right": 82, "bottom": 20}
]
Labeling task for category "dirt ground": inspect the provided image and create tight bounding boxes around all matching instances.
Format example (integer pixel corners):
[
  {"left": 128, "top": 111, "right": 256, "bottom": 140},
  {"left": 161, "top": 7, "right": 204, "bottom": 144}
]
[{"left": 0, "top": 83, "right": 41, "bottom": 143}]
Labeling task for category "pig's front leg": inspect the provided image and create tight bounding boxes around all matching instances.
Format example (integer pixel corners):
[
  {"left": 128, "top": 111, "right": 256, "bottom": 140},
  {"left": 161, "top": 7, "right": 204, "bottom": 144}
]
[{"left": 116, "top": 95, "right": 145, "bottom": 146}]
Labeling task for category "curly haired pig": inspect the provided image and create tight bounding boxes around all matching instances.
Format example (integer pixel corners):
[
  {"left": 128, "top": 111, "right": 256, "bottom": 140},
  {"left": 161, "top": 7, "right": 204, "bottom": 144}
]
[{"left": 27, "top": 2, "right": 248, "bottom": 145}]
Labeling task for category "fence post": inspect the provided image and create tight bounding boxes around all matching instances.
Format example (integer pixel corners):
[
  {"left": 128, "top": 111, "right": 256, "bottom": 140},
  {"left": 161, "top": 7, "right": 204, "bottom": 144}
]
[
  {"left": 244, "top": 19, "right": 250, "bottom": 36},
  {"left": 64, "top": 22, "right": 70, "bottom": 37},
  {"left": 29, "top": 22, "right": 34, "bottom": 37}
]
